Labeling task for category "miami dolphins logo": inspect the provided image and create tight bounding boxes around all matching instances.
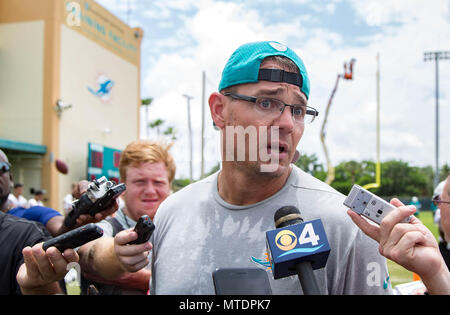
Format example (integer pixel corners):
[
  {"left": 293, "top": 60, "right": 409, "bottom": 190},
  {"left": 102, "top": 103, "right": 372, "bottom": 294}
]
[
  {"left": 87, "top": 73, "right": 115, "bottom": 103},
  {"left": 269, "top": 42, "right": 287, "bottom": 52},
  {"left": 251, "top": 252, "right": 272, "bottom": 271}
]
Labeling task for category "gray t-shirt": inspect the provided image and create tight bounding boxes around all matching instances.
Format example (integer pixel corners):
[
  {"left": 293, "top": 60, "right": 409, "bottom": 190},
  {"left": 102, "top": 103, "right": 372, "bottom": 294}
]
[{"left": 151, "top": 166, "right": 392, "bottom": 295}]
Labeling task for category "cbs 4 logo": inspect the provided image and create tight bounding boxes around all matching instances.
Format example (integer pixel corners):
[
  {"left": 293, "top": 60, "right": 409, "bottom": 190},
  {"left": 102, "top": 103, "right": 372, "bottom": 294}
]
[{"left": 275, "top": 223, "right": 321, "bottom": 251}]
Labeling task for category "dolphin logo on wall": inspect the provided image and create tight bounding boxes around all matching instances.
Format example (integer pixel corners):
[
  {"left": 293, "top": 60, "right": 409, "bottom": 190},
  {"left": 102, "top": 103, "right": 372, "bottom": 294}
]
[{"left": 87, "top": 74, "right": 115, "bottom": 103}]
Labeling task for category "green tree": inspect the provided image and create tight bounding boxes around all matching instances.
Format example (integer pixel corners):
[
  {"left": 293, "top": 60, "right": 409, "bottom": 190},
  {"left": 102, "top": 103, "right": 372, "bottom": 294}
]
[
  {"left": 141, "top": 98, "right": 153, "bottom": 139},
  {"left": 149, "top": 118, "right": 164, "bottom": 136},
  {"left": 163, "top": 126, "right": 177, "bottom": 141},
  {"left": 172, "top": 178, "right": 192, "bottom": 192},
  {"left": 370, "top": 160, "right": 431, "bottom": 197},
  {"left": 440, "top": 163, "right": 450, "bottom": 181},
  {"left": 325, "top": 159, "right": 433, "bottom": 197},
  {"left": 358, "top": 160, "right": 378, "bottom": 186},
  {"left": 331, "top": 160, "right": 364, "bottom": 194},
  {"left": 294, "top": 152, "right": 327, "bottom": 181},
  {"left": 141, "top": 98, "right": 153, "bottom": 106}
]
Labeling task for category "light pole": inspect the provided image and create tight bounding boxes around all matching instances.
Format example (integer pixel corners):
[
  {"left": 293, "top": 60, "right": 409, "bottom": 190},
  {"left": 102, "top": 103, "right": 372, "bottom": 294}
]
[
  {"left": 201, "top": 71, "right": 206, "bottom": 179},
  {"left": 424, "top": 51, "right": 450, "bottom": 187},
  {"left": 363, "top": 53, "right": 381, "bottom": 190},
  {"left": 183, "top": 94, "right": 194, "bottom": 183}
]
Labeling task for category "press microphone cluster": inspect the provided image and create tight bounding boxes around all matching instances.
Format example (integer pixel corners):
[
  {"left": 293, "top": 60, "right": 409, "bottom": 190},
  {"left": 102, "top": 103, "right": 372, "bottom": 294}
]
[{"left": 266, "top": 206, "right": 330, "bottom": 295}]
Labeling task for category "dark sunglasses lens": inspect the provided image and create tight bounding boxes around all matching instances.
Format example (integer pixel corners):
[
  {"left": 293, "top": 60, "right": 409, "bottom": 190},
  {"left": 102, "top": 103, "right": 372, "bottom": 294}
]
[{"left": 0, "top": 163, "right": 10, "bottom": 174}]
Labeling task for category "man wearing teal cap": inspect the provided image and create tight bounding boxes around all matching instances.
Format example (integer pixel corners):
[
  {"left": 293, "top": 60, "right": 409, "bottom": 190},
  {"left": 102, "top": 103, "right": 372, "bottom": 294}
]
[
  {"left": 218, "top": 41, "right": 311, "bottom": 99},
  {"left": 107, "top": 41, "right": 393, "bottom": 294}
]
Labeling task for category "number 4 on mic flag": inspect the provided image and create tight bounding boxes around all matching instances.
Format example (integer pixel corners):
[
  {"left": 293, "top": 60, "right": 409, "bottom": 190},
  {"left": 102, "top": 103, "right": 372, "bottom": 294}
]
[{"left": 266, "top": 219, "right": 330, "bottom": 279}]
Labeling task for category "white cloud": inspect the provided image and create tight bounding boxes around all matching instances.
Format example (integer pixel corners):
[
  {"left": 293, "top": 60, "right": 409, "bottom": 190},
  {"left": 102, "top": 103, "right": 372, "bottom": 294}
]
[
  {"left": 350, "top": 0, "right": 432, "bottom": 27},
  {"left": 99, "top": 0, "right": 450, "bottom": 178},
  {"left": 142, "top": 1, "right": 314, "bottom": 178},
  {"left": 298, "top": 1, "right": 450, "bottom": 173}
]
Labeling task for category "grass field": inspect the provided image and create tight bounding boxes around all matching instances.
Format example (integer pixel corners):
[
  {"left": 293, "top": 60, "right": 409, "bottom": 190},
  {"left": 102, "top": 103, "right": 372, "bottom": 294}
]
[{"left": 387, "top": 210, "right": 439, "bottom": 287}]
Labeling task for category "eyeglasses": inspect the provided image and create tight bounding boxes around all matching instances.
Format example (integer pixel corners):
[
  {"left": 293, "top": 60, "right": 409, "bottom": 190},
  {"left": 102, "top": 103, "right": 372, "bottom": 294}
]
[
  {"left": 223, "top": 92, "right": 319, "bottom": 124},
  {"left": 0, "top": 162, "right": 11, "bottom": 175},
  {"left": 432, "top": 195, "right": 450, "bottom": 206}
]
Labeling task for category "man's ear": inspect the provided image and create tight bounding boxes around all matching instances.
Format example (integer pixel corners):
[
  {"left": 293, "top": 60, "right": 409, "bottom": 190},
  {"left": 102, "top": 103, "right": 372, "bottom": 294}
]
[{"left": 208, "top": 92, "right": 226, "bottom": 129}]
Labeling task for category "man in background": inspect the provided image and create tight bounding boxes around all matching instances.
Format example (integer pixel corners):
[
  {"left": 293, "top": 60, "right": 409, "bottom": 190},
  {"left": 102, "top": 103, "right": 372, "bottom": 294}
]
[
  {"left": 0, "top": 149, "right": 72, "bottom": 294},
  {"left": 63, "top": 183, "right": 82, "bottom": 216},
  {"left": 27, "top": 189, "right": 46, "bottom": 207},
  {"left": 78, "top": 140, "right": 175, "bottom": 294},
  {"left": 433, "top": 175, "right": 450, "bottom": 269},
  {"left": 8, "top": 183, "right": 28, "bottom": 209}
]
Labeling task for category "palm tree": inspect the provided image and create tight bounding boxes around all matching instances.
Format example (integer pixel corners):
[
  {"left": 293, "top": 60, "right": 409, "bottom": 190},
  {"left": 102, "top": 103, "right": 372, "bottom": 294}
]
[
  {"left": 141, "top": 98, "right": 153, "bottom": 139},
  {"left": 163, "top": 126, "right": 177, "bottom": 140},
  {"left": 149, "top": 119, "right": 164, "bottom": 137}
]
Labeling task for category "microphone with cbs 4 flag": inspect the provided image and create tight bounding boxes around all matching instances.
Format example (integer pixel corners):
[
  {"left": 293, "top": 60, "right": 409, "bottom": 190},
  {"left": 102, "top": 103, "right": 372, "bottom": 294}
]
[{"left": 266, "top": 206, "right": 331, "bottom": 295}]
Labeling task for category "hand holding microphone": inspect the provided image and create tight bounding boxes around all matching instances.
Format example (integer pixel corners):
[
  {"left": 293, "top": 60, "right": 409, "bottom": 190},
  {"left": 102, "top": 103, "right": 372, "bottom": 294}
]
[
  {"left": 114, "top": 216, "right": 154, "bottom": 273},
  {"left": 266, "top": 206, "right": 330, "bottom": 295}
]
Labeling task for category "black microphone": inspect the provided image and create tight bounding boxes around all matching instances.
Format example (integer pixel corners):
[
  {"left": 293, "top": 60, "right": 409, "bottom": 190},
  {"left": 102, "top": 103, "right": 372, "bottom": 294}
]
[
  {"left": 267, "top": 206, "right": 330, "bottom": 295},
  {"left": 274, "top": 206, "right": 321, "bottom": 295},
  {"left": 274, "top": 206, "right": 303, "bottom": 228}
]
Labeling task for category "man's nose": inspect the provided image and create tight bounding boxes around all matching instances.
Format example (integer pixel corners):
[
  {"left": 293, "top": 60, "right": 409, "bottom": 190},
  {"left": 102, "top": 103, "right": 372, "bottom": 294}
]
[
  {"left": 144, "top": 182, "right": 157, "bottom": 195},
  {"left": 274, "top": 105, "right": 295, "bottom": 132}
]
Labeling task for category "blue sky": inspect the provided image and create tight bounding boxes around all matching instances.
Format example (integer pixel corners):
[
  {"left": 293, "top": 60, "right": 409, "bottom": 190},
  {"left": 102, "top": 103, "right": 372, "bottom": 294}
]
[{"left": 97, "top": 0, "right": 450, "bottom": 180}]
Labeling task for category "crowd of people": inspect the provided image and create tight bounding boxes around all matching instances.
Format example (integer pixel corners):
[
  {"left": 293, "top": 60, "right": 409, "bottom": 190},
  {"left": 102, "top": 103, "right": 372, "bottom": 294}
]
[
  {"left": 7, "top": 183, "right": 47, "bottom": 209},
  {"left": 0, "top": 40, "right": 449, "bottom": 295}
]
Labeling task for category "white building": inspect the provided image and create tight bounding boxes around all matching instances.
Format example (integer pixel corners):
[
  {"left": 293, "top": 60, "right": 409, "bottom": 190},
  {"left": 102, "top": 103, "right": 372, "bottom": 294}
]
[{"left": 0, "top": 0, "right": 143, "bottom": 210}]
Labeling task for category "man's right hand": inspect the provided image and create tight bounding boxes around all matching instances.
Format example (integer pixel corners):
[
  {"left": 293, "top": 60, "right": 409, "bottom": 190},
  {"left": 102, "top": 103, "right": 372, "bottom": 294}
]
[{"left": 114, "top": 229, "right": 152, "bottom": 272}]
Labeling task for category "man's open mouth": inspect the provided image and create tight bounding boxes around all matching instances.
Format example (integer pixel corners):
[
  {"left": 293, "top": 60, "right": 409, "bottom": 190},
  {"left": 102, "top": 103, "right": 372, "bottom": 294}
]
[{"left": 267, "top": 143, "right": 288, "bottom": 154}]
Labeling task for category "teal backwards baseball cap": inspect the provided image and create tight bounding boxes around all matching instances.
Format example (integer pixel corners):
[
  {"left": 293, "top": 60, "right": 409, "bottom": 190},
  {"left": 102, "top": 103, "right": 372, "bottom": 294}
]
[{"left": 218, "top": 41, "right": 310, "bottom": 99}]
